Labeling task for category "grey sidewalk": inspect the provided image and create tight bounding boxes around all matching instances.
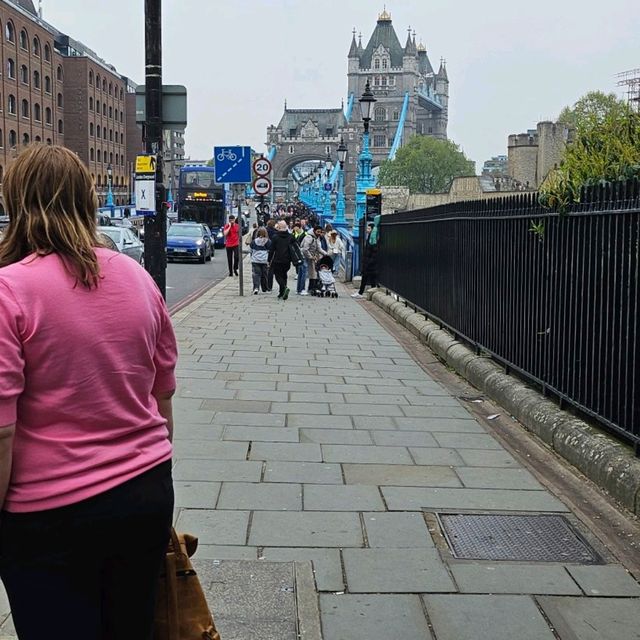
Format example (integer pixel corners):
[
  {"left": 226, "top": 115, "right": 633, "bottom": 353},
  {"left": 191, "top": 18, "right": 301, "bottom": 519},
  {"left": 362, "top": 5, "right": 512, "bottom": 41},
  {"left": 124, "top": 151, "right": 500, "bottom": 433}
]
[{"left": 2, "top": 272, "right": 639, "bottom": 639}]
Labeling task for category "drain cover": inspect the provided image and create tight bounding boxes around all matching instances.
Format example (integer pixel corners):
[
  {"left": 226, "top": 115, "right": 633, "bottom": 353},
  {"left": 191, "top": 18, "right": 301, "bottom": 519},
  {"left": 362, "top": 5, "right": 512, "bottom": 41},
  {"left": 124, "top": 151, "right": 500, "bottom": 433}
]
[{"left": 438, "top": 514, "right": 601, "bottom": 563}]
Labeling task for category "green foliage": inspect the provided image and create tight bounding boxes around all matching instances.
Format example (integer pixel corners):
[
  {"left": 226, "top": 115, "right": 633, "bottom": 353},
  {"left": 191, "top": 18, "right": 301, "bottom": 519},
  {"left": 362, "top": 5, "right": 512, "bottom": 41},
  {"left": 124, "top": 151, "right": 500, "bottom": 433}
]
[
  {"left": 378, "top": 136, "right": 475, "bottom": 194},
  {"left": 540, "top": 94, "right": 640, "bottom": 212}
]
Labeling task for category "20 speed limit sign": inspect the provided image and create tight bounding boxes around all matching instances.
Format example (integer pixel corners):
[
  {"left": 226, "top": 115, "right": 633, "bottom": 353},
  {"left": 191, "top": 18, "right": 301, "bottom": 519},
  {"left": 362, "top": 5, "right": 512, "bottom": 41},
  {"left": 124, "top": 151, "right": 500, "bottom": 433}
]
[
  {"left": 253, "top": 157, "right": 272, "bottom": 177},
  {"left": 253, "top": 176, "right": 272, "bottom": 196}
]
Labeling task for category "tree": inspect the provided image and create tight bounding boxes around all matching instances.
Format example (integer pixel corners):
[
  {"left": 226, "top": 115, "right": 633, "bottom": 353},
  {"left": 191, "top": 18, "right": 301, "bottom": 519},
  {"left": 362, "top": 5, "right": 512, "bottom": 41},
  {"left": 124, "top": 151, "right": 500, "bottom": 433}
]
[
  {"left": 558, "top": 91, "right": 627, "bottom": 129},
  {"left": 378, "top": 136, "right": 475, "bottom": 194},
  {"left": 540, "top": 92, "right": 640, "bottom": 211}
]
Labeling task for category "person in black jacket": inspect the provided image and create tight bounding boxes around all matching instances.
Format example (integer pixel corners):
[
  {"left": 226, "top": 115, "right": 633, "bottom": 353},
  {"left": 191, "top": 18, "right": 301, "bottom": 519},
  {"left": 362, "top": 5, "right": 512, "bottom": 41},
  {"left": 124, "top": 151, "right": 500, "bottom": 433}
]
[{"left": 269, "top": 221, "right": 294, "bottom": 300}]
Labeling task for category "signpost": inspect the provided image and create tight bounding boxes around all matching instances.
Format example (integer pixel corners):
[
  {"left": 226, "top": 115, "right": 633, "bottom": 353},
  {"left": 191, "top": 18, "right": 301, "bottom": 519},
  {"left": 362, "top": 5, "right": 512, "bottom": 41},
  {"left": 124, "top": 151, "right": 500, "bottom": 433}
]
[
  {"left": 252, "top": 156, "right": 272, "bottom": 225},
  {"left": 135, "top": 154, "right": 157, "bottom": 213},
  {"left": 214, "top": 146, "right": 252, "bottom": 296},
  {"left": 253, "top": 176, "right": 272, "bottom": 197}
]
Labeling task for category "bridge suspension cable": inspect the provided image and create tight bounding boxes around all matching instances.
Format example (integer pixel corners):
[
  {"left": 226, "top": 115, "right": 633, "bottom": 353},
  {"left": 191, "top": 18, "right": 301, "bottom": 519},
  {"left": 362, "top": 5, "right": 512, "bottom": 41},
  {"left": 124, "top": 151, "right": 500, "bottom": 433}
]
[{"left": 388, "top": 92, "right": 410, "bottom": 161}]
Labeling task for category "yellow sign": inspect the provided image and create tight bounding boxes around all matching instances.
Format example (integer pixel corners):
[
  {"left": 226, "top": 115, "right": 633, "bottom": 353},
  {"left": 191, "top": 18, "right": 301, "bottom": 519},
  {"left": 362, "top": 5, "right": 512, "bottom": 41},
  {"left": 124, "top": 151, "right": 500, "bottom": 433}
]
[
  {"left": 366, "top": 188, "right": 382, "bottom": 196},
  {"left": 136, "top": 155, "right": 156, "bottom": 174},
  {"left": 193, "top": 192, "right": 208, "bottom": 199}
]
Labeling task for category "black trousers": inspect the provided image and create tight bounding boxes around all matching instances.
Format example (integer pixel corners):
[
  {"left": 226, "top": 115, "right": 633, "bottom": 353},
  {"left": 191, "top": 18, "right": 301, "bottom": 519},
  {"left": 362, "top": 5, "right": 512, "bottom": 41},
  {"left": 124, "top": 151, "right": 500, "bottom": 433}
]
[
  {"left": 226, "top": 245, "right": 239, "bottom": 274},
  {"left": 359, "top": 272, "right": 377, "bottom": 295},
  {"left": 273, "top": 262, "right": 290, "bottom": 296},
  {"left": 0, "top": 461, "right": 174, "bottom": 640},
  {"left": 252, "top": 262, "right": 268, "bottom": 291}
]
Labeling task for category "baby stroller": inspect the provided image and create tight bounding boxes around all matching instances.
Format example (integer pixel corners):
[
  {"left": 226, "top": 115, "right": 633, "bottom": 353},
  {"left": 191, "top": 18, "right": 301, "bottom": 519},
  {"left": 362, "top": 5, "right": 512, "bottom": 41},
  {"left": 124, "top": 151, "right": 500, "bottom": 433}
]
[{"left": 316, "top": 256, "right": 338, "bottom": 298}]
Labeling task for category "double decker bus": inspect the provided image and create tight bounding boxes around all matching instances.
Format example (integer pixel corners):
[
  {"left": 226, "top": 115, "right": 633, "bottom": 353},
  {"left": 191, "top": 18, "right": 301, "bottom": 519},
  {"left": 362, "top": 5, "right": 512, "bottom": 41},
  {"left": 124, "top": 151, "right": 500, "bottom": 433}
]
[{"left": 177, "top": 165, "right": 226, "bottom": 246}]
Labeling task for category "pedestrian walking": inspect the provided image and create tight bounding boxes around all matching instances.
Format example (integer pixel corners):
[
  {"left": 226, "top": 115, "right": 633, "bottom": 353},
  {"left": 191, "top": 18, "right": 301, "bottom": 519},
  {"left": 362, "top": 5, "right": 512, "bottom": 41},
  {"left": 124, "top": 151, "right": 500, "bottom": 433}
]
[
  {"left": 250, "top": 227, "right": 271, "bottom": 294},
  {"left": 268, "top": 220, "right": 294, "bottom": 300},
  {"left": 352, "top": 217, "right": 380, "bottom": 298},
  {"left": 327, "top": 230, "right": 345, "bottom": 276},
  {"left": 223, "top": 214, "right": 240, "bottom": 276},
  {"left": 0, "top": 144, "right": 177, "bottom": 640}
]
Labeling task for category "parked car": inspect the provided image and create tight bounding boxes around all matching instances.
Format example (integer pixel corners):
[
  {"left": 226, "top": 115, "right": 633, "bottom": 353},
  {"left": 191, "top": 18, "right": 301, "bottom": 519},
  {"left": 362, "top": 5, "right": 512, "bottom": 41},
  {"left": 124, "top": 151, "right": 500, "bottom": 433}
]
[
  {"left": 97, "top": 225, "right": 144, "bottom": 265},
  {"left": 166, "top": 223, "right": 213, "bottom": 263}
]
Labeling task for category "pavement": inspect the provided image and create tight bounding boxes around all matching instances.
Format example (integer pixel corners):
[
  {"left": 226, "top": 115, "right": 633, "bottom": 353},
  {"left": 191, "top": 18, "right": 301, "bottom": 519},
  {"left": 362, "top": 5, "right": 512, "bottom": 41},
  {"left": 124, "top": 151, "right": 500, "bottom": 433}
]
[{"left": 2, "top": 268, "right": 640, "bottom": 639}]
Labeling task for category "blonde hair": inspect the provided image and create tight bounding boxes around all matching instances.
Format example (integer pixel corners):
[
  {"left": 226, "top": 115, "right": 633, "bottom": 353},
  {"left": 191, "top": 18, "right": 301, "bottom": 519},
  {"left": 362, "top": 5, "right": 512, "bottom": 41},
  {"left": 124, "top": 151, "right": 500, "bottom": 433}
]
[{"left": 0, "top": 144, "right": 101, "bottom": 288}]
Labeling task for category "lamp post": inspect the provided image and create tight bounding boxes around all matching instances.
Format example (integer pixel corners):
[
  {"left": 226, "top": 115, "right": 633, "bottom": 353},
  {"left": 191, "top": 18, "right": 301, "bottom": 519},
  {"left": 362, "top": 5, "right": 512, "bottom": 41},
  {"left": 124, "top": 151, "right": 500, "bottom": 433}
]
[
  {"left": 323, "top": 150, "right": 332, "bottom": 221},
  {"left": 106, "top": 162, "right": 115, "bottom": 216},
  {"left": 354, "top": 80, "right": 376, "bottom": 237},
  {"left": 334, "top": 137, "right": 348, "bottom": 227}
]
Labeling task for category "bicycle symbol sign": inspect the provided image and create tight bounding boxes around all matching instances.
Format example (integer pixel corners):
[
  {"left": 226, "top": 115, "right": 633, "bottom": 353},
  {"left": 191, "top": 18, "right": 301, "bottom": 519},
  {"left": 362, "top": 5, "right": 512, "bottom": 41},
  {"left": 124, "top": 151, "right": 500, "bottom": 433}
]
[{"left": 214, "top": 146, "right": 252, "bottom": 184}]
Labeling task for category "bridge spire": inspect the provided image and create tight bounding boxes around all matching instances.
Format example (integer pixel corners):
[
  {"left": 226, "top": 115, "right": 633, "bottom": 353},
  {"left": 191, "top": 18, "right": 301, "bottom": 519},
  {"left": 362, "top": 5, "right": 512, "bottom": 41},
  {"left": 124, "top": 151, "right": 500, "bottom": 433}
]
[{"left": 348, "top": 28, "right": 359, "bottom": 57}]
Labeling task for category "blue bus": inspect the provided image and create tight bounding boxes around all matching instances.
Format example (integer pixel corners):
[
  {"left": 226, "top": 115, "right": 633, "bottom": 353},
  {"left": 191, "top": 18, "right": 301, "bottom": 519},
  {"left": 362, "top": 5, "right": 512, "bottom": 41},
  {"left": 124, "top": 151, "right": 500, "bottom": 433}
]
[{"left": 178, "top": 166, "right": 226, "bottom": 246}]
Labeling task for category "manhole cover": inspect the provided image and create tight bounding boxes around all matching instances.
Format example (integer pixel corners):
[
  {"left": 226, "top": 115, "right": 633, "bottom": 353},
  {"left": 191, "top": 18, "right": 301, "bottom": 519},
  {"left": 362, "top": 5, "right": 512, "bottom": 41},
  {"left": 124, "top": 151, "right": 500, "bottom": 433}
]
[{"left": 437, "top": 514, "right": 601, "bottom": 563}]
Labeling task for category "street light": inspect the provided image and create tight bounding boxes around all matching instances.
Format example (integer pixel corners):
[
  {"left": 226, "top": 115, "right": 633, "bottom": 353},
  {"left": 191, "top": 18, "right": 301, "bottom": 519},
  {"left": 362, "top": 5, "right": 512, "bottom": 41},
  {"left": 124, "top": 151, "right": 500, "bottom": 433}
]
[
  {"left": 335, "top": 137, "right": 348, "bottom": 226},
  {"left": 106, "top": 162, "right": 115, "bottom": 216},
  {"left": 354, "top": 81, "right": 377, "bottom": 234},
  {"left": 358, "top": 80, "right": 376, "bottom": 133},
  {"left": 323, "top": 150, "right": 332, "bottom": 221}
]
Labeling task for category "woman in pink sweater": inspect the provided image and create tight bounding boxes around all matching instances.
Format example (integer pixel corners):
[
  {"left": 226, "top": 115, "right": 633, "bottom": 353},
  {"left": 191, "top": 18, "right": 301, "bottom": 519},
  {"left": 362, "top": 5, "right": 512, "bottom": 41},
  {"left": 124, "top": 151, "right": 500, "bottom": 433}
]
[{"left": 0, "top": 145, "right": 177, "bottom": 640}]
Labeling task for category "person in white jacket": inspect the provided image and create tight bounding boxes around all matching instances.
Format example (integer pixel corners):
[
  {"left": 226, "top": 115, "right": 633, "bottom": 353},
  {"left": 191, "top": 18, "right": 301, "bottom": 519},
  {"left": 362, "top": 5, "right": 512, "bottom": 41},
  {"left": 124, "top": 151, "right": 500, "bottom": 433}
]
[
  {"left": 327, "top": 230, "right": 345, "bottom": 276},
  {"left": 250, "top": 227, "right": 272, "bottom": 294}
]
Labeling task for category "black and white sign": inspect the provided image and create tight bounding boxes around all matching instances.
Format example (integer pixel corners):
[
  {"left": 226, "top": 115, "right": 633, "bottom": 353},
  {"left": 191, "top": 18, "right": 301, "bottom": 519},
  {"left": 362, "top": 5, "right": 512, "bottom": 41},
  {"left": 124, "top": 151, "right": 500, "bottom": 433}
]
[
  {"left": 135, "top": 177, "right": 156, "bottom": 213},
  {"left": 253, "top": 176, "right": 272, "bottom": 196},
  {"left": 253, "top": 157, "right": 272, "bottom": 177}
]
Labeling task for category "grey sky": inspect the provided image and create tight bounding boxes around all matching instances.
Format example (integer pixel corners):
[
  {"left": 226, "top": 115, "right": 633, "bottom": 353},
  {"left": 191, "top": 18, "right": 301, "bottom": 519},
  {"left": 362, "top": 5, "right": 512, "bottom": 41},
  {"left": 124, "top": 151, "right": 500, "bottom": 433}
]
[{"left": 44, "top": 0, "right": 638, "bottom": 169}]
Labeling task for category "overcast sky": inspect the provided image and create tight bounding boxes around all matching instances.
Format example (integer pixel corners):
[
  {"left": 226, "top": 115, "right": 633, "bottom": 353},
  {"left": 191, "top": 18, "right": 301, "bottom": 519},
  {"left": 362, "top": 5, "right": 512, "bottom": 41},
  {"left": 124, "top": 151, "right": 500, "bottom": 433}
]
[{"left": 43, "top": 0, "right": 638, "bottom": 169}]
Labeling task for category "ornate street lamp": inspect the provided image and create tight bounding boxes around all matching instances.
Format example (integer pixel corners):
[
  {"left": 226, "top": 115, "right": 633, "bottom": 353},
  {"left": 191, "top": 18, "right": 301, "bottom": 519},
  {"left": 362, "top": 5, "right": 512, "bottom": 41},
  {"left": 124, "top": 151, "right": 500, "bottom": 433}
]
[
  {"left": 106, "top": 162, "right": 115, "bottom": 215},
  {"left": 354, "top": 81, "right": 377, "bottom": 235},
  {"left": 323, "top": 150, "right": 332, "bottom": 221},
  {"left": 335, "top": 137, "right": 348, "bottom": 226}
]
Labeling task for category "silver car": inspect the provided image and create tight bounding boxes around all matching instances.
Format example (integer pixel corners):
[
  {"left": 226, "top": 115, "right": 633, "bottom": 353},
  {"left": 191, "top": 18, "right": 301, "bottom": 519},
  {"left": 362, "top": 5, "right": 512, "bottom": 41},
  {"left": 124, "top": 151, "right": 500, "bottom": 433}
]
[{"left": 98, "top": 226, "right": 144, "bottom": 265}]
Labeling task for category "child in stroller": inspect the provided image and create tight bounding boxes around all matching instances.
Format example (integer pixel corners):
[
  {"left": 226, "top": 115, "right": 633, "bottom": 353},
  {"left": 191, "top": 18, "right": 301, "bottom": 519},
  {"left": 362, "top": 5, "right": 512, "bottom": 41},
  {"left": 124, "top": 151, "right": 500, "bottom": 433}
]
[{"left": 316, "top": 256, "right": 338, "bottom": 298}]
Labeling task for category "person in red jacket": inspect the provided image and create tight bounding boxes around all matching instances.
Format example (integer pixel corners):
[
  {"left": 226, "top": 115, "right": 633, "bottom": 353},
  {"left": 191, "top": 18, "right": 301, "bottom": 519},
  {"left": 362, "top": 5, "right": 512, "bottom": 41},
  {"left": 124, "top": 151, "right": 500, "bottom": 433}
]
[{"left": 223, "top": 215, "right": 240, "bottom": 276}]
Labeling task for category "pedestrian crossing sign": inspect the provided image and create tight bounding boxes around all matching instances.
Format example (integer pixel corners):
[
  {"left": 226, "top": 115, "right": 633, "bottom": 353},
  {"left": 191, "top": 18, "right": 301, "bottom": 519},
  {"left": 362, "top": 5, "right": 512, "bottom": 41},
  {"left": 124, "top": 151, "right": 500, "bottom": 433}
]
[{"left": 136, "top": 154, "right": 157, "bottom": 175}]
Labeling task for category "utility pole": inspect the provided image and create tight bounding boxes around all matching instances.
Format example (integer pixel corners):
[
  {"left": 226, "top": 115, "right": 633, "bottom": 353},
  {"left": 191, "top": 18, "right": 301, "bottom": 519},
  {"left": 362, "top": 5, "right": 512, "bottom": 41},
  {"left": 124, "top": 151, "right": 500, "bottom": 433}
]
[{"left": 143, "top": 0, "right": 166, "bottom": 297}]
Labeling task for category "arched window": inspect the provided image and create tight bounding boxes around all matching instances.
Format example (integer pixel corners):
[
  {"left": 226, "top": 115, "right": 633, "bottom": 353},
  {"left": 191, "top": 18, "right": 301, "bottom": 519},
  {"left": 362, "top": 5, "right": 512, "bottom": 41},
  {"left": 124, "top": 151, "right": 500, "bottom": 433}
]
[
  {"left": 89, "top": 97, "right": 94, "bottom": 111},
  {"left": 21, "top": 99, "right": 29, "bottom": 118},
  {"left": 97, "top": 125, "right": 101, "bottom": 138},
  {"left": 115, "top": 153, "right": 119, "bottom": 165},
  {"left": 120, "top": 154, "right": 124, "bottom": 166},
  {"left": 374, "top": 58, "right": 380, "bottom": 70},
  {"left": 120, "top": 88, "right": 124, "bottom": 101},
  {"left": 0, "top": 166, "right": 3, "bottom": 184},
  {"left": 96, "top": 100, "right": 100, "bottom": 114},
  {"left": 120, "top": 110, "right": 123, "bottom": 122},
  {"left": 34, "top": 135, "right": 41, "bottom": 142},
  {"left": 57, "top": 65, "right": 63, "bottom": 82},
  {"left": 9, "top": 130, "right": 17, "bottom": 148},
  {"left": 44, "top": 43, "right": 51, "bottom": 61},
  {"left": 89, "top": 70, "right": 94, "bottom": 84},
  {"left": 45, "top": 106, "right": 51, "bottom": 124},
  {"left": 7, "top": 59, "right": 15, "bottom": 79},
  {"left": 102, "top": 79, "right": 107, "bottom": 92},
  {"left": 44, "top": 75, "right": 51, "bottom": 93},
  {"left": 57, "top": 93, "right": 63, "bottom": 108},
  {"left": 34, "top": 103, "right": 41, "bottom": 121},
  {"left": 109, "top": 152, "right": 113, "bottom": 164},
  {"left": 46, "top": 138, "right": 52, "bottom": 145},
  {"left": 96, "top": 74, "right": 100, "bottom": 89},
  {"left": 103, "top": 103, "right": 107, "bottom": 116},
  {"left": 89, "top": 122, "right": 94, "bottom": 136},
  {"left": 20, "top": 65, "right": 28, "bottom": 84},
  {"left": 97, "top": 174, "right": 101, "bottom": 186},
  {"left": 8, "top": 95, "right": 16, "bottom": 115},
  {"left": 97, "top": 149, "right": 101, "bottom": 163},
  {"left": 0, "top": 129, "right": 3, "bottom": 148},
  {"left": 90, "top": 148, "right": 95, "bottom": 161},
  {"left": 103, "top": 128, "right": 107, "bottom": 140},
  {"left": 109, "top": 82, "right": 112, "bottom": 95},
  {"left": 22, "top": 133, "right": 29, "bottom": 146},
  {"left": 374, "top": 106, "right": 386, "bottom": 122},
  {"left": 19, "top": 29, "right": 27, "bottom": 50},
  {"left": 109, "top": 106, "right": 112, "bottom": 118},
  {"left": 32, "top": 37, "right": 40, "bottom": 56},
  {"left": 109, "top": 129, "right": 113, "bottom": 142},
  {"left": 5, "top": 22, "right": 15, "bottom": 43},
  {"left": 33, "top": 70, "right": 40, "bottom": 89},
  {"left": 114, "top": 131, "right": 118, "bottom": 143},
  {"left": 58, "top": 119, "right": 63, "bottom": 134}
]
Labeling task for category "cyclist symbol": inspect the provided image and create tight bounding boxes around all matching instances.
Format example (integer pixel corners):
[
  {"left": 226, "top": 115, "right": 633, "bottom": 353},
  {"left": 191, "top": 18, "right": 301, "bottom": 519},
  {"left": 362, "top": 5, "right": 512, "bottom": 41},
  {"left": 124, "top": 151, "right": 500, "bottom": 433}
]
[{"left": 216, "top": 148, "right": 238, "bottom": 162}]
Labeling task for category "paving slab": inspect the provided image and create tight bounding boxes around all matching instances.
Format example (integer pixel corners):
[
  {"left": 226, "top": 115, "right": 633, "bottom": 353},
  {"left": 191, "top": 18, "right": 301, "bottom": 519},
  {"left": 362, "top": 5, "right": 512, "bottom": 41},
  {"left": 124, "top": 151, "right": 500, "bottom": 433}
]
[
  {"left": 455, "top": 466, "right": 544, "bottom": 490},
  {"left": 394, "top": 417, "right": 485, "bottom": 432},
  {"left": 363, "top": 512, "right": 435, "bottom": 548},
  {"left": 303, "top": 484, "right": 385, "bottom": 511},
  {"left": 195, "top": 545, "right": 259, "bottom": 560},
  {"left": 456, "top": 448, "right": 520, "bottom": 467},
  {"left": 343, "top": 548, "right": 455, "bottom": 592},
  {"left": 250, "top": 442, "right": 322, "bottom": 462},
  {"left": 299, "top": 428, "right": 373, "bottom": 445},
  {"left": 537, "top": 596, "right": 640, "bottom": 640},
  {"left": 371, "top": 430, "right": 439, "bottom": 448},
  {"left": 287, "top": 414, "right": 353, "bottom": 429},
  {"left": 408, "top": 447, "right": 466, "bottom": 466},
  {"left": 566, "top": 564, "right": 640, "bottom": 597},
  {"left": 173, "top": 480, "right": 221, "bottom": 509},
  {"left": 432, "top": 432, "right": 502, "bottom": 449},
  {"left": 261, "top": 548, "right": 345, "bottom": 592},
  {"left": 212, "top": 411, "right": 285, "bottom": 427},
  {"left": 223, "top": 426, "right": 300, "bottom": 443},
  {"left": 264, "top": 461, "right": 344, "bottom": 484},
  {"left": 320, "top": 594, "right": 431, "bottom": 640},
  {"left": 451, "top": 563, "right": 582, "bottom": 595},
  {"left": 322, "top": 444, "right": 413, "bottom": 465},
  {"left": 424, "top": 594, "right": 556, "bottom": 640},
  {"left": 201, "top": 399, "right": 271, "bottom": 413},
  {"left": 175, "top": 509, "right": 250, "bottom": 545},
  {"left": 249, "top": 512, "right": 363, "bottom": 547},
  {"left": 172, "top": 424, "right": 224, "bottom": 440},
  {"left": 172, "top": 440, "right": 249, "bottom": 460},
  {"left": 217, "top": 482, "right": 302, "bottom": 511},
  {"left": 352, "top": 416, "right": 396, "bottom": 430},
  {"left": 329, "top": 403, "right": 405, "bottom": 417},
  {"left": 173, "top": 459, "right": 262, "bottom": 483},
  {"left": 343, "top": 463, "right": 461, "bottom": 488}
]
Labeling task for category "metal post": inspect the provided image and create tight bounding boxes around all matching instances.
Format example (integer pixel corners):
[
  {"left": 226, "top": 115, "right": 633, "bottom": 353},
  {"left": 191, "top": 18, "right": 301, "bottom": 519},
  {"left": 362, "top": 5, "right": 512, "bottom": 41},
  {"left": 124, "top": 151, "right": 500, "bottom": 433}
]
[
  {"left": 143, "top": 0, "right": 166, "bottom": 297},
  {"left": 236, "top": 184, "right": 244, "bottom": 296}
]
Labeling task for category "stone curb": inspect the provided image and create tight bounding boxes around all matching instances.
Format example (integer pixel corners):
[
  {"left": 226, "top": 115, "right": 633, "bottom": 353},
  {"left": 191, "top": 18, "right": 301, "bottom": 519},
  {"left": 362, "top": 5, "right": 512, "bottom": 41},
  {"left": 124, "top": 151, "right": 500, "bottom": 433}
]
[
  {"left": 364, "top": 288, "right": 640, "bottom": 516},
  {"left": 294, "top": 562, "right": 323, "bottom": 640}
]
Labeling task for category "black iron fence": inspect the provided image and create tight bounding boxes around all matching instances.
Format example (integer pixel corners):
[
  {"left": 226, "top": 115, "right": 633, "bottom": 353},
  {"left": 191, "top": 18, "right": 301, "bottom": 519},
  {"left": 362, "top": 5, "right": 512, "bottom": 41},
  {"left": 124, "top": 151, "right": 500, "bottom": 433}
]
[{"left": 378, "top": 180, "right": 640, "bottom": 450}]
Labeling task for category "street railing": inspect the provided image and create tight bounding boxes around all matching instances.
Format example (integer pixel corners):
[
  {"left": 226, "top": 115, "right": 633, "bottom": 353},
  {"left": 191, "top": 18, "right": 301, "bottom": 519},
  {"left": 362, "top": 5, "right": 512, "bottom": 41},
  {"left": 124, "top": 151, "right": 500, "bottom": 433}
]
[{"left": 378, "top": 179, "right": 640, "bottom": 450}]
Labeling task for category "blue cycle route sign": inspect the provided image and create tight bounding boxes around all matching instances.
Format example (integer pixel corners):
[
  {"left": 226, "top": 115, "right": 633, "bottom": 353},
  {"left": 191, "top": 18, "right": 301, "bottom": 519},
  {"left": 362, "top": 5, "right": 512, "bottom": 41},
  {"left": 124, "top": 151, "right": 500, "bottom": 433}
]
[{"left": 214, "top": 146, "right": 252, "bottom": 184}]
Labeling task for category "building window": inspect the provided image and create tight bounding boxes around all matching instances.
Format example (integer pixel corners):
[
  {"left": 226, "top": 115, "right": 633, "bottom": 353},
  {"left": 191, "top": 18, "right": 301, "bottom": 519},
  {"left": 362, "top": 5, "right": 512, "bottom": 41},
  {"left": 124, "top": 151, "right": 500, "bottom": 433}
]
[
  {"left": 44, "top": 76, "right": 51, "bottom": 93},
  {"left": 109, "top": 82, "right": 112, "bottom": 95},
  {"left": 90, "top": 148, "right": 95, "bottom": 161},
  {"left": 89, "top": 70, "right": 93, "bottom": 85},
  {"left": 114, "top": 131, "right": 118, "bottom": 143},
  {"left": 96, "top": 125, "right": 101, "bottom": 138},
  {"left": 374, "top": 76, "right": 380, "bottom": 86},
  {"left": 5, "top": 22, "right": 15, "bottom": 44},
  {"left": 392, "top": 110, "right": 399, "bottom": 121},
  {"left": 121, "top": 154, "right": 124, "bottom": 166},
  {"left": 115, "top": 154, "right": 119, "bottom": 165},
  {"left": 109, "top": 129, "right": 113, "bottom": 142},
  {"left": 381, "top": 76, "right": 387, "bottom": 86},
  {"left": 34, "top": 103, "right": 41, "bottom": 121},
  {"left": 21, "top": 99, "right": 29, "bottom": 118},
  {"left": 33, "top": 70, "right": 40, "bottom": 89},
  {"left": 374, "top": 58, "right": 380, "bottom": 70},
  {"left": 89, "top": 97, "right": 94, "bottom": 110},
  {"left": 102, "top": 79, "right": 106, "bottom": 92},
  {"left": 57, "top": 93, "right": 63, "bottom": 108},
  {"left": 0, "top": 129, "right": 3, "bottom": 148},
  {"left": 8, "top": 95, "right": 16, "bottom": 115},
  {"left": 109, "top": 106, "right": 112, "bottom": 118},
  {"left": 57, "top": 119, "right": 63, "bottom": 134},
  {"left": 428, "top": 127, "right": 433, "bottom": 133},
  {"left": 103, "top": 104, "right": 106, "bottom": 116},
  {"left": 89, "top": 122, "right": 94, "bottom": 136},
  {"left": 120, "top": 88, "right": 124, "bottom": 101},
  {"left": 44, "top": 43, "right": 51, "bottom": 62},
  {"left": 46, "top": 138, "right": 51, "bottom": 145},
  {"left": 374, "top": 107, "right": 386, "bottom": 122},
  {"left": 97, "top": 174, "right": 101, "bottom": 186},
  {"left": 33, "top": 37, "right": 40, "bottom": 56},
  {"left": 0, "top": 166, "right": 3, "bottom": 184},
  {"left": 45, "top": 107, "right": 51, "bottom": 124},
  {"left": 109, "top": 152, "right": 113, "bottom": 165},
  {"left": 19, "top": 29, "right": 28, "bottom": 50},
  {"left": 103, "top": 128, "right": 106, "bottom": 140},
  {"left": 22, "top": 133, "right": 29, "bottom": 146},
  {"left": 96, "top": 100, "right": 101, "bottom": 114},
  {"left": 57, "top": 66, "right": 63, "bottom": 82},
  {"left": 382, "top": 58, "right": 388, "bottom": 69},
  {"left": 97, "top": 150, "right": 101, "bottom": 163},
  {"left": 96, "top": 74, "right": 100, "bottom": 89},
  {"left": 9, "top": 130, "right": 17, "bottom": 148},
  {"left": 7, "top": 59, "right": 15, "bottom": 79},
  {"left": 20, "top": 65, "right": 28, "bottom": 84},
  {"left": 120, "top": 110, "right": 123, "bottom": 121},
  {"left": 373, "top": 135, "right": 386, "bottom": 147}
]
